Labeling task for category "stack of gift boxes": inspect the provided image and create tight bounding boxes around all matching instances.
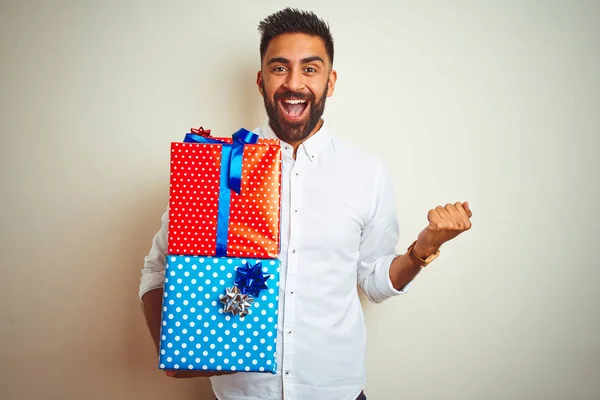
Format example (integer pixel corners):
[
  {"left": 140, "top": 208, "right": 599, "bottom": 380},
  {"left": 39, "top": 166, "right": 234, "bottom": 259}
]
[{"left": 158, "top": 127, "right": 282, "bottom": 374}]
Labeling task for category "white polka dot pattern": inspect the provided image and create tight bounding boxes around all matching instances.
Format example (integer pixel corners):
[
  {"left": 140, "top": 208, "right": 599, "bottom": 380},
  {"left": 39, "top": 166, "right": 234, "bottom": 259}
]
[
  {"left": 167, "top": 139, "right": 282, "bottom": 259},
  {"left": 159, "top": 255, "right": 280, "bottom": 373},
  {"left": 168, "top": 142, "right": 220, "bottom": 256},
  {"left": 229, "top": 144, "right": 282, "bottom": 258}
]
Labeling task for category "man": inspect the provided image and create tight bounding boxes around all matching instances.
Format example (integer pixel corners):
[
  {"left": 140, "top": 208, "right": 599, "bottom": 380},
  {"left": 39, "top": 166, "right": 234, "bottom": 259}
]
[{"left": 140, "top": 7, "right": 473, "bottom": 400}]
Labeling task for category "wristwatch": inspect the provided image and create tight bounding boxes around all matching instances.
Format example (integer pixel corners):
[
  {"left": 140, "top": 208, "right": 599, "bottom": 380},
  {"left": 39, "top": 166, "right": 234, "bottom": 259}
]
[{"left": 407, "top": 240, "right": 440, "bottom": 267}]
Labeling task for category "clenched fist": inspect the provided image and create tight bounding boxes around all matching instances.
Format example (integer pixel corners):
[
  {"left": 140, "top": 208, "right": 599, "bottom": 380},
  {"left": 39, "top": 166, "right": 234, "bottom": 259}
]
[{"left": 414, "top": 201, "right": 473, "bottom": 258}]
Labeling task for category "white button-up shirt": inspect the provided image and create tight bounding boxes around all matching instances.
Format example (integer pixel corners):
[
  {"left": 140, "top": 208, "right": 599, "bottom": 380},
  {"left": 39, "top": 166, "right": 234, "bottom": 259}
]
[{"left": 139, "top": 120, "right": 411, "bottom": 400}]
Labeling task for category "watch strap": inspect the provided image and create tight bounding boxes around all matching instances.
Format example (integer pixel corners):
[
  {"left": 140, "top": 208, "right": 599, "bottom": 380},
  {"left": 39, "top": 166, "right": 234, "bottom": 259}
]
[{"left": 407, "top": 240, "right": 440, "bottom": 267}]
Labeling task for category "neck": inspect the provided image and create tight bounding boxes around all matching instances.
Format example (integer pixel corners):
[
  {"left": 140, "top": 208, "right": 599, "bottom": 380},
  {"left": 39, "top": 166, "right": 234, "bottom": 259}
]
[{"left": 270, "top": 119, "right": 324, "bottom": 159}]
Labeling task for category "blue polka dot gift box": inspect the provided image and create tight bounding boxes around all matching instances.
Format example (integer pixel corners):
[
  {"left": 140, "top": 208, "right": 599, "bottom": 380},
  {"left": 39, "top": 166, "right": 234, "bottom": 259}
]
[{"left": 159, "top": 255, "right": 280, "bottom": 373}]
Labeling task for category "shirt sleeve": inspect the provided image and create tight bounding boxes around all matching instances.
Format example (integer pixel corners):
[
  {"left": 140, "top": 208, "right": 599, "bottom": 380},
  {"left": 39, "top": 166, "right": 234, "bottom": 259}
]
[
  {"left": 139, "top": 209, "right": 169, "bottom": 301},
  {"left": 357, "top": 160, "right": 412, "bottom": 303}
]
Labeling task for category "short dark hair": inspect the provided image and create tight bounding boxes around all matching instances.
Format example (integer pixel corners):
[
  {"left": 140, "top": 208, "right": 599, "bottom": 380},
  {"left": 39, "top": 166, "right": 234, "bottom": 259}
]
[{"left": 258, "top": 8, "right": 334, "bottom": 66}]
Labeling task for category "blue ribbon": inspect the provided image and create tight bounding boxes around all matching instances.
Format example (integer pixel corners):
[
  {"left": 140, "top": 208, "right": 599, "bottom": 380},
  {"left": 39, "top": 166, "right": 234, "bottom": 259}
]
[
  {"left": 183, "top": 128, "right": 259, "bottom": 256},
  {"left": 184, "top": 128, "right": 259, "bottom": 193}
]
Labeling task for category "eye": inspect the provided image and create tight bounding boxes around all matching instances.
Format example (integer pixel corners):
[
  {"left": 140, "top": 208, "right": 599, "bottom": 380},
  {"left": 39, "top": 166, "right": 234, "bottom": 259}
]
[
  {"left": 272, "top": 66, "right": 287, "bottom": 73},
  {"left": 304, "top": 67, "right": 317, "bottom": 73}
]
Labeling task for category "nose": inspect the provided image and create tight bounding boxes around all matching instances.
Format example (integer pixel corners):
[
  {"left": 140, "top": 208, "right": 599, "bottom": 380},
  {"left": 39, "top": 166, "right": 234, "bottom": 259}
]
[{"left": 283, "top": 68, "right": 304, "bottom": 92}]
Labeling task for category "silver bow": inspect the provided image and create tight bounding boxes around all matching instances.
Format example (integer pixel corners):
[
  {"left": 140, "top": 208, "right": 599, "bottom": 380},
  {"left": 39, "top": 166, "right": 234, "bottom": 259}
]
[{"left": 219, "top": 286, "right": 254, "bottom": 317}]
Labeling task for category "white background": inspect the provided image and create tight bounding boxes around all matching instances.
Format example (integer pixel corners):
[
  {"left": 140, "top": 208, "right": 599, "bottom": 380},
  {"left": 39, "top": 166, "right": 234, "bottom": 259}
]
[{"left": 2, "top": 0, "right": 599, "bottom": 399}]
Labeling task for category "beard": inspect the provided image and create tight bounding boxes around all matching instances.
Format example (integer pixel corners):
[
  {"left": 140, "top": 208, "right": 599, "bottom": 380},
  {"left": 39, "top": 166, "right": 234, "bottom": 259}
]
[{"left": 261, "top": 82, "right": 328, "bottom": 144}]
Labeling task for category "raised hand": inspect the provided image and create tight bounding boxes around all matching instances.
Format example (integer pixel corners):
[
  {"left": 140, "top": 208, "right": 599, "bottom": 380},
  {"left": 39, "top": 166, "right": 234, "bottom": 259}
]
[{"left": 414, "top": 201, "right": 473, "bottom": 258}]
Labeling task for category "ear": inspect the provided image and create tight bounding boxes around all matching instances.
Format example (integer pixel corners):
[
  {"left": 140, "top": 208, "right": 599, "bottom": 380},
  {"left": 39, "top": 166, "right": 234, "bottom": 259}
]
[
  {"left": 326, "top": 69, "right": 337, "bottom": 97},
  {"left": 256, "top": 70, "right": 264, "bottom": 96}
]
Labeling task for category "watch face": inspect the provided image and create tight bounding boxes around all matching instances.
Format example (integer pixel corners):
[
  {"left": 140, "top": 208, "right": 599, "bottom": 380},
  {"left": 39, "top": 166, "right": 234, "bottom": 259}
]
[{"left": 424, "top": 251, "right": 439, "bottom": 264}]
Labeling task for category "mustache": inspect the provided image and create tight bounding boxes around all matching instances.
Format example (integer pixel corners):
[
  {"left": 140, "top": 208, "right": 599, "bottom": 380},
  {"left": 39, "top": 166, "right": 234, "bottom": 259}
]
[{"left": 274, "top": 91, "right": 314, "bottom": 101}]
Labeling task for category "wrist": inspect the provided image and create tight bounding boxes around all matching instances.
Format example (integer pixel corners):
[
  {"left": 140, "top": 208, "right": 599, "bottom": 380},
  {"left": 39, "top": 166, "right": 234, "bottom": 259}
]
[{"left": 413, "top": 241, "right": 438, "bottom": 260}]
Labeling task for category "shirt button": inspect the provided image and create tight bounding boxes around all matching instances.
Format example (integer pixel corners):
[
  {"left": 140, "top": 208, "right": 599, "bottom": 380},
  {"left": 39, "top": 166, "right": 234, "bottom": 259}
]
[
  {"left": 292, "top": 249, "right": 297, "bottom": 254},
  {"left": 294, "top": 209, "right": 298, "bottom": 213},
  {"left": 295, "top": 172, "right": 299, "bottom": 177},
  {"left": 285, "top": 371, "right": 290, "bottom": 375},
  {"left": 288, "top": 330, "right": 292, "bottom": 334}
]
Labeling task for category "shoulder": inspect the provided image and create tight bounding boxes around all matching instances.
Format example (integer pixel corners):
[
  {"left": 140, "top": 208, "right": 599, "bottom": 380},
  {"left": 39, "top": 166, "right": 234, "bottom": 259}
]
[{"left": 326, "top": 134, "right": 396, "bottom": 193}]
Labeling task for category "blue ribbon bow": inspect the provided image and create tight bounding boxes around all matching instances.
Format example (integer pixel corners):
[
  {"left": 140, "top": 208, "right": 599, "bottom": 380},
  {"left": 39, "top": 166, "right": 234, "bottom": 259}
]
[
  {"left": 184, "top": 128, "right": 259, "bottom": 194},
  {"left": 183, "top": 128, "right": 259, "bottom": 256},
  {"left": 235, "top": 261, "right": 270, "bottom": 297}
]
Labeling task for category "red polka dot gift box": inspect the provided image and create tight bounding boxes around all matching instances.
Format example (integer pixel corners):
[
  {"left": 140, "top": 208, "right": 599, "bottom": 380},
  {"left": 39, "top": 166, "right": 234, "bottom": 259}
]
[{"left": 167, "top": 127, "right": 282, "bottom": 259}]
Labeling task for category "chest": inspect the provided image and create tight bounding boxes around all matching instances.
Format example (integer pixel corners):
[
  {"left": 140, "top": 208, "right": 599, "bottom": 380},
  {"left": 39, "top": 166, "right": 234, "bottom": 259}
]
[{"left": 279, "top": 155, "right": 375, "bottom": 253}]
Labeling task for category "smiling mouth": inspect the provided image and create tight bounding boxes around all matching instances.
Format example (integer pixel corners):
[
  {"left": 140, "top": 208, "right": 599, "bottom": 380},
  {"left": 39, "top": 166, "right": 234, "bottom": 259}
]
[{"left": 278, "top": 98, "right": 309, "bottom": 120}]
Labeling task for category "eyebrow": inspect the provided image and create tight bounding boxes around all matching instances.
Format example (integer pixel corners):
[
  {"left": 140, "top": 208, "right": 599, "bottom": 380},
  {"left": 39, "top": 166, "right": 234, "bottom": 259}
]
[
  {"left": 300, "top": 56, "right": 325, "bottom": 64},
  {"left": 267, "top": 56, "right": 325, "bottom": 65}
]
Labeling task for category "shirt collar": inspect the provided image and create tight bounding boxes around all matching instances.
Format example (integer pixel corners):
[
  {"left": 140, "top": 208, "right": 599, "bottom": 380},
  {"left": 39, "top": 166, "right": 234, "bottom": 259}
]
[{"left": 257, "top": 119, "right": 330, "bottom": 162}]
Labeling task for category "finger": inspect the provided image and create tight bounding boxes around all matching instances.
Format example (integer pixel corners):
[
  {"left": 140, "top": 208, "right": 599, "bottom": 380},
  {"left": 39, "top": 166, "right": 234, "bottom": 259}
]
[
  {"left": 427, "top": 208, "right": 440, "bottom": 224},
  {"left": 444, "top": 203, "right": 462, "bottom": 219},
  {"left": 444, "top": 203, "right": 467, "bottom": 229},
  {"left": 454, "top": 202, "right": 470, "bottom": 220},
  {"left": 435, "top": 205, "right": 452, "bottom": 221},
  {"left": 165, "top": 370, "right": 176, "bottom": 377},
  {"left": 453, "top": 202, "right": 472, "bottom": 230},
  {"left": 430, "top": 206, "right": 454, "bottom": 231},
  {"left": 463, "top": 201, "right": 473, "bottom": 218}
]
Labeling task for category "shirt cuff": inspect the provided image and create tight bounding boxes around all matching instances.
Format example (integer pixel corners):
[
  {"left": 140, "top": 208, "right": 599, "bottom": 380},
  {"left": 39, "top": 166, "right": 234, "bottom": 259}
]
[
  {"left": 376, "top": 253, "right": 413, "bottom": 297},
  {"left": 139, "top": 273, "right": 165, "bottom": 302}
]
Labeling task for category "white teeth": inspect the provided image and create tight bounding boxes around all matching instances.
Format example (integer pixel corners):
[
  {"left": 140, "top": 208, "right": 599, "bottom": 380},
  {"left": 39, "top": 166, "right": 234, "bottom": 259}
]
[{"left": 283, "top": 99, "right": 306, "bottom": 104}]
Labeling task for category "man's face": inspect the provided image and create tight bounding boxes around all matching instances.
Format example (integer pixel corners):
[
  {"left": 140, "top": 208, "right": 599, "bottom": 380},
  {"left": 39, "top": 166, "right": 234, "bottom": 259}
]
[{"left": 257, "top": 33, "right": 337, "bottom": 144}]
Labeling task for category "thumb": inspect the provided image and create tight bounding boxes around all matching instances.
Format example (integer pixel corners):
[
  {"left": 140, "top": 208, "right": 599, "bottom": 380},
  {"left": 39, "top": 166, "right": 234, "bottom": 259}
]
[{"left": 165, "top": 370, "right": 176, "bottom": 377}]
